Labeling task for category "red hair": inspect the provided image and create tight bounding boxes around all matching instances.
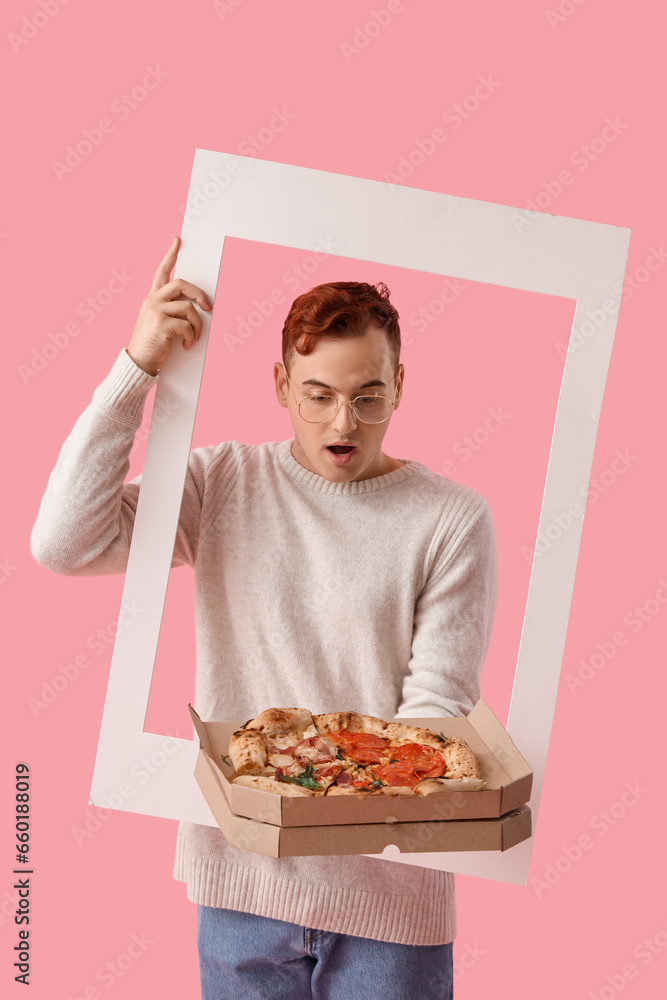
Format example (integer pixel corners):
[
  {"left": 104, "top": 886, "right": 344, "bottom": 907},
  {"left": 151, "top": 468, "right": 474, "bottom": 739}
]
[{"left": 281, "top": 281, "right": 401, "bottom": 371}]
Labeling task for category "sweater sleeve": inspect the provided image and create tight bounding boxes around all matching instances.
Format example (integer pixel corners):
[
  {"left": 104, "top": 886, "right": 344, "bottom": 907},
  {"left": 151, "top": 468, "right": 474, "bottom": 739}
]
[
  {"left": 30, "top": 349, "right": 204, "bottom": 576},
  {"left": 395, "top": 497, "right": 498, "bottom": 719}
]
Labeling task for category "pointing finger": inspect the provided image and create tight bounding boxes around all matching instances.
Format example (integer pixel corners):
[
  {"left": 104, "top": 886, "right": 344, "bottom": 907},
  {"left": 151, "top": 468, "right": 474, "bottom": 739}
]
[{"left": 149, "top": 236, "right": 180, "bottom": 293}]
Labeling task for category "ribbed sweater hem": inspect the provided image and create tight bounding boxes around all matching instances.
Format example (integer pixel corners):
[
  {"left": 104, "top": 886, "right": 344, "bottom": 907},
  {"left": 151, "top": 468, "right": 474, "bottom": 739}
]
[{"left": 173, "top": 832, "right": 456, "bottom": 946}]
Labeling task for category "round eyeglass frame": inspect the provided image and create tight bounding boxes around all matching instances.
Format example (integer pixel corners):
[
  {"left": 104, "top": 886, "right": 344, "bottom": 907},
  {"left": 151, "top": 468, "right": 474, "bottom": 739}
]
[{"left": 285, "top": 375, "right": 400, "bottom": 425}]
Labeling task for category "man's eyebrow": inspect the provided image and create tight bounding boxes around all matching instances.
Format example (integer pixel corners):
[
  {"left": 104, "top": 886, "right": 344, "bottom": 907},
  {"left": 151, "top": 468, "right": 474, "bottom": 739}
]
[{"left": 300, "top": 378, "right": 387, "bottom": 390}]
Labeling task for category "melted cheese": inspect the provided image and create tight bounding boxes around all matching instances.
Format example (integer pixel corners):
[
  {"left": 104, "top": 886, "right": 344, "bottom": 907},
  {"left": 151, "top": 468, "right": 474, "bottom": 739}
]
[
  {"left": 271, "top": 733, "right": 299, "bottom": 751},
  {"left": 267, "top": 753, "right": 296, "bottom": 768}
]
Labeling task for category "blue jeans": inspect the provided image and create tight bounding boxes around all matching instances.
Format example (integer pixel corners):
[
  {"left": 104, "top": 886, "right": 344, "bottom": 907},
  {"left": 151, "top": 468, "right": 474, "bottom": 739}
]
[{"left": 197, "top": 905, "right": 453, "bottom": 999}]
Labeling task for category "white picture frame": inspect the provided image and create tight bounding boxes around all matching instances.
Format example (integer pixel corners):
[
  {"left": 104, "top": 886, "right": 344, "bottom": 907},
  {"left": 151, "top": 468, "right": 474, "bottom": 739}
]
[{"left": 90, "top": 148, "right": 630, "bottom": 885}]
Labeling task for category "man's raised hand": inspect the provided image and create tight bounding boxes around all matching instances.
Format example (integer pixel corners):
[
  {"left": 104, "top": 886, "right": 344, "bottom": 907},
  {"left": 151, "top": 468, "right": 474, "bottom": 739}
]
[{"left": 127, "top": 236, "right": 213, "bottom": 375}]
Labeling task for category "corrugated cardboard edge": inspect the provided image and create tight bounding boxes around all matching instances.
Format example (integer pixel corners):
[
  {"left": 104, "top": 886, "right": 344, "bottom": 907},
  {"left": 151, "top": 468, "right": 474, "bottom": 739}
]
[
  {"left": 194, "top": 740, "right": 281, "bottom": 854},
  {"left": 501, "top": 806, "right": 532, "bottom": 851},
  {"left": 468, "top": 699, "right": 533, "bottom": 813},
  {"left": 188, "top": 702, "right": 214, "bottom": 759},
  {"left": 189, "top": 706, "right": 286, "bottom": 825}
]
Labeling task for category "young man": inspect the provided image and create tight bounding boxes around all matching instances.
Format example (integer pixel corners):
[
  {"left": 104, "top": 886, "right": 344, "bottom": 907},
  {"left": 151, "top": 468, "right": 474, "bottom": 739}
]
[{"left": 31, "top": 237, "right": 497, "bottom": 1000}]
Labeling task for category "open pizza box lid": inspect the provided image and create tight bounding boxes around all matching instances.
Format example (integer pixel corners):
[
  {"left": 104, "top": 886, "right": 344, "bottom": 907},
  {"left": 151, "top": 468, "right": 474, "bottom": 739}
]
[{"left": 188, "top": 699, "right": 533, "bottom": 852}]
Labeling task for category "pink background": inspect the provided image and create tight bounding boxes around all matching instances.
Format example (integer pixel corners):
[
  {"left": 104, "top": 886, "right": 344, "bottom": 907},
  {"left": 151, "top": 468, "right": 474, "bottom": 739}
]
[{"left": 1, "top": 1, "right": 664, "bottom": 997}]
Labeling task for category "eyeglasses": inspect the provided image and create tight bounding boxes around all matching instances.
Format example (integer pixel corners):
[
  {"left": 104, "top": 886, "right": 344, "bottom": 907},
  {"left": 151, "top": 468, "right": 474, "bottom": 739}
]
[{"left": 286, "top": 378, "right": 399, "bottom": 424}]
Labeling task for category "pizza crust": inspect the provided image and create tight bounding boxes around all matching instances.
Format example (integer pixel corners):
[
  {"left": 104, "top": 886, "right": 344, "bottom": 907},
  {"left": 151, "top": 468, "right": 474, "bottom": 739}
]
[
  {"left": 228, "top": 729, "right": 269, "bottom": 775},
  {"left": 382, "top": 722, "right": 447, "bottom": 751},
  {"left": 325, "top": 785, "right": 374, "bottom": 798},
  {"left": 232, "top": 774, "right": 316, "bottom": 796},
  {"left": 312, "top": 712, "right": 388, "bottom": 737},
  {"left": 325, "top": 784, "right": 414, "bottom": 797},
  {"left": 415, "top": 776, "right": 485, "bottom": 794},
  {"left": 440, "top": 736, "right": 482, "bottom": 781},
  {"left": 242, "top": 707, "right": 315, "bottom": 737}
]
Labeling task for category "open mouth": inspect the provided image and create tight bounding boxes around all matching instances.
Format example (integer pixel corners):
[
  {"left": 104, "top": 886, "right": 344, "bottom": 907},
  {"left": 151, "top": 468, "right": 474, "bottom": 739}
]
[{"left": 326, "top": 444, "right": 357, "bottom": 465}]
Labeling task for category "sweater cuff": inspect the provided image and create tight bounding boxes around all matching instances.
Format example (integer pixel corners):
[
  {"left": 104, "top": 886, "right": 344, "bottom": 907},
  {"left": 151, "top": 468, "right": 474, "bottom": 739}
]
[{"left": 92, "top": 348, "right": 159, "bottom": 424}]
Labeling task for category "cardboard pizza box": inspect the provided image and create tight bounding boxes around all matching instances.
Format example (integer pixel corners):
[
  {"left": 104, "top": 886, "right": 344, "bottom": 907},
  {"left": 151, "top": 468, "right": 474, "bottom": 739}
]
[
  {"left": 194, "top": 741, "right": 531, "bottom": 856},
  {"left": 189, "top": 700, "right": 533, "bottom": 849}
]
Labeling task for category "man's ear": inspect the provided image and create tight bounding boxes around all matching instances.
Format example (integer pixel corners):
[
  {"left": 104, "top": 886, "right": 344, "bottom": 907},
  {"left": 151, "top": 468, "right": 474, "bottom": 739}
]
[
  {"left": 393, "top": 363, "right": 405, "bottom": 411},
  {"left": 274, "top": 361, "right": 289, "bottom": 408}
]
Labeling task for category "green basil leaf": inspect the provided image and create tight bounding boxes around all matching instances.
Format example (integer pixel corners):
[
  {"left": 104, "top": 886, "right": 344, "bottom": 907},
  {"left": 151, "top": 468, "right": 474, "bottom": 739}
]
[{"left": 277, "top": 762, "right": 323, "bottom": 791}]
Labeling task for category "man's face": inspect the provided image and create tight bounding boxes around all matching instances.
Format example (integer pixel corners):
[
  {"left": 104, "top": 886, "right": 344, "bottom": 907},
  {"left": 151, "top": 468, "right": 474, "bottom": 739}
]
[{"left": 274, "top": 325, "right": 404, "bottom": 483}]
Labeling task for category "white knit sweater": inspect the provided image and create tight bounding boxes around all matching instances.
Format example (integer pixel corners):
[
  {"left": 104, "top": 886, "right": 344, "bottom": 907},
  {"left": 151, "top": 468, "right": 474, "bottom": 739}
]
[{"left": 31, "top": 348, "right": 498, "bottom": 945}]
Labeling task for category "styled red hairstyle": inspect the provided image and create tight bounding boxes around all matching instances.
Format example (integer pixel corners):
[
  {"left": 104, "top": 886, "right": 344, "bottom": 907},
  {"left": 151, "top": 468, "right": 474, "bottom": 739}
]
[{"left": 281, "top": 281, "right": 401, "bottom": 372}]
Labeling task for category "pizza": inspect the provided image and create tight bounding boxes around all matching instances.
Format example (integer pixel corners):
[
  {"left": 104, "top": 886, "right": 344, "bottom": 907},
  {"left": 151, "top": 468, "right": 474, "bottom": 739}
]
[{"left": 225, "top": 707, "right": 484, "bottom": 797}]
